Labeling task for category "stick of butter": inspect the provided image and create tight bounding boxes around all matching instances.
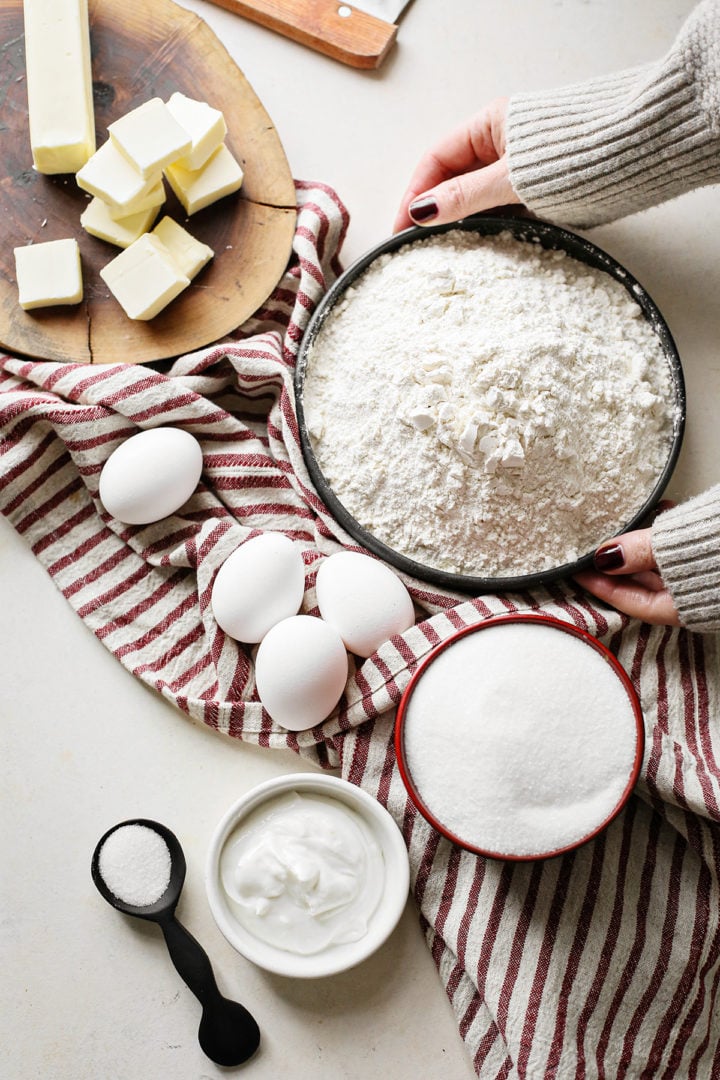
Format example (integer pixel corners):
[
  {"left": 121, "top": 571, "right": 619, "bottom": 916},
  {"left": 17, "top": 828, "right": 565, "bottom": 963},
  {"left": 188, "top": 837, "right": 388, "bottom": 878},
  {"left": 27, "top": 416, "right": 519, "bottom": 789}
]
[
  {"left": 151, "top": 217, "right": 213, "bottom": 279},
  {"left": 22, "top": 0, "right": 95, "bottom": 174},
  {"left": 108, "top": 98, "right": 192, "bottom": 179},
  {"left": 165, "top": 144, "right": 244, "bottom": 215},
  {"left": 14, "top": 238, "right": 83, "bottom": 309},
  {"left": 77, "top": 141, "right": 162, "bottom": 213},
  {"left": 99, "top": 233, "right": 190, "bottom": 320},
  {"left": 81, "top": 197, "right": 162, "bottom": 249},
  {"left": 166, "top": 93, "right": 227, "bottom": 171}
]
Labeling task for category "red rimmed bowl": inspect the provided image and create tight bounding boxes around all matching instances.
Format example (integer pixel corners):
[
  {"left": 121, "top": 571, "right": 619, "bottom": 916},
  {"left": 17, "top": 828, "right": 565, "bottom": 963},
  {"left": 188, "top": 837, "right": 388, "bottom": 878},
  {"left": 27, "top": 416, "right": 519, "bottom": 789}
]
[{"left": 394, "top": 613, "right": 644, "bottom": 861}]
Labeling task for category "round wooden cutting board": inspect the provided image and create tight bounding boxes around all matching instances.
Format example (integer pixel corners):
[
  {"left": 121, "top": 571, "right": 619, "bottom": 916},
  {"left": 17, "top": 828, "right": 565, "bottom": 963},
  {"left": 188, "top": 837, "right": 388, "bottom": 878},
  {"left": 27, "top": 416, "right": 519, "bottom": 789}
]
[{"left": 0, "top": 0, "right": 297, "bottom": 364}]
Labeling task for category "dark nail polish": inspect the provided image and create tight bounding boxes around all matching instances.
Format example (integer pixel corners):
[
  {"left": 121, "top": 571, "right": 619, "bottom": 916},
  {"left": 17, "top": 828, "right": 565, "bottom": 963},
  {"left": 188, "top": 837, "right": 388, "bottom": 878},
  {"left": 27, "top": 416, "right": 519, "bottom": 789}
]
[
  {"left": 409, "top": 196, "right": 439, "bottom": 223},
  {"left": 594, "top": 543, "right": 625, "bottom": 571}
]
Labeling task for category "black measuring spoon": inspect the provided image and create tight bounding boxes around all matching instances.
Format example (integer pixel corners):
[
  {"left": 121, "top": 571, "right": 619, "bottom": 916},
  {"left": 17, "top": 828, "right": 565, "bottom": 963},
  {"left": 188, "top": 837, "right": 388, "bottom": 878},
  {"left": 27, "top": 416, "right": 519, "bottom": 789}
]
[{"left": 91, "top": 818, "right": 260, "bottom": 1067}]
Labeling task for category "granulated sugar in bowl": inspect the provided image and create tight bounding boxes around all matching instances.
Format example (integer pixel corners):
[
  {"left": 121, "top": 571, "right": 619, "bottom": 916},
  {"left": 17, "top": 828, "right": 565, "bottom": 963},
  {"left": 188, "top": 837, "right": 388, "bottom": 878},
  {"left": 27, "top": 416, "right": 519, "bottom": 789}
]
[{"left": 394, "top": 614, "right": 644, "bottom": 861}]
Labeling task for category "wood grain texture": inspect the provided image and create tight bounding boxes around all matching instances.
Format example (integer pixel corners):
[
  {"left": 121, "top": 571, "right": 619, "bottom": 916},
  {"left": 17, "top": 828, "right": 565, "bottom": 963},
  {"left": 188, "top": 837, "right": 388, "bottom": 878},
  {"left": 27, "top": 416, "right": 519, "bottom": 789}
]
[
  {"left": 206, "top": 0, "right": 397, "bottom": 69},
  {"left": 1, "top": 0, "right": 297, "bottom": 364}
]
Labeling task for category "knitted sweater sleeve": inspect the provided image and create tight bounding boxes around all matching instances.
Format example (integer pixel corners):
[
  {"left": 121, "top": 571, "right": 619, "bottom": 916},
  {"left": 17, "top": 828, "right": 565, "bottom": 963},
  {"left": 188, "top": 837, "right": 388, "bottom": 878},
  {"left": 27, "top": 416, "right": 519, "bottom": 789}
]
[
  {"left": 651, "top": 485, "right": 720, "bottom": 633},
  {"left": 506, "top": 0, "right": 720, "bottom": 228}
]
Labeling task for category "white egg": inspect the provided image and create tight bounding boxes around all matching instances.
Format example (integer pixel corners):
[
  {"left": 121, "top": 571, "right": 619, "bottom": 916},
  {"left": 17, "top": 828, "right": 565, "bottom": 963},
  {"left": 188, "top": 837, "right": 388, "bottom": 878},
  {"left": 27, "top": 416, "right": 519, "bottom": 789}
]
[
  {"left": 212, "top": 533, "right": 305, "bottom": 643},
  {"left": 255, "top": 615, "right": 348, "bottom": 731},
  {"left": 98, "top": 427, "right": 203, "bottom": 525},
  {"left": 316, "top": 551, "right": 415, "bottom": 658}
]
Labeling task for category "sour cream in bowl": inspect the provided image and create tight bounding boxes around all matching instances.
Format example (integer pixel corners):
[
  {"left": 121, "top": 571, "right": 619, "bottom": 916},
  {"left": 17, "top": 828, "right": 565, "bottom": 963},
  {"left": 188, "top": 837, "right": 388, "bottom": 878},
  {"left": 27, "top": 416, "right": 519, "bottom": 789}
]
[{"left": 206, "top": 774, "right": 410, "bottom": 978}]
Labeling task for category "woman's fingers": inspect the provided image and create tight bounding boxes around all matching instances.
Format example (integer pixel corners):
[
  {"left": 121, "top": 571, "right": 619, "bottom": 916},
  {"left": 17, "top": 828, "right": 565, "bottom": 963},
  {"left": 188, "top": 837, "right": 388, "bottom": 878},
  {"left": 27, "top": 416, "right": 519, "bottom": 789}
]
[
  {"left": 408, "top": 158, "right": 518, "bottom": 228},
  {"left": 573, "top": 569, "right": 681, "bottom": 626},
  {"left": 592, "top": 528, "right": 656, "bottom": 574},
  {"left": 630, "top": 569, "right": 669, "bottom": 593},
  {"left": 574, "top": 526, "right": 680, "bottom": 626},
  {"left": 394, "top": 157, "right": 518, "bottom": 232},
  {"left": 393, "top": 99, "right": 519, "bottom": 232}
]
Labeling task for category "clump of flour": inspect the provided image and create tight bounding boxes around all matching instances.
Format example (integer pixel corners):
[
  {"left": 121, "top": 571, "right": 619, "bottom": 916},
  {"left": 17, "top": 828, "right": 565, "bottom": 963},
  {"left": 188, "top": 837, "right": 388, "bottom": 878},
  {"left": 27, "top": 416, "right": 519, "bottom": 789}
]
[{"left": 302, "top": 230, "right": 677, "bottom": 577}]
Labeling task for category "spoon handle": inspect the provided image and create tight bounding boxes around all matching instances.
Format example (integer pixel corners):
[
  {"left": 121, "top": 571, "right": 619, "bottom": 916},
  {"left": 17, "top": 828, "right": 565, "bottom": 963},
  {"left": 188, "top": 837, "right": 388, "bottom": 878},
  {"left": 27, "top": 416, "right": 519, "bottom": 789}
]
[
  {"left": 160, "top": 914, "right": 261, "bottom": 1065},
  {"left": 160, "top": 914, "right": 222, "bottom": 1000}
]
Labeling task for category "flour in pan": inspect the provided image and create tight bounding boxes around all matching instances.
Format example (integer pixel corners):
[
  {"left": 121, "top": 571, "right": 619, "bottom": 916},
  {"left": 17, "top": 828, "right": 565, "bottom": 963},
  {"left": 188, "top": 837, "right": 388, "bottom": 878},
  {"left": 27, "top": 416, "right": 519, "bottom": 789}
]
[{"left": 302, "top": 230, "right": 677, "bottom": 578}]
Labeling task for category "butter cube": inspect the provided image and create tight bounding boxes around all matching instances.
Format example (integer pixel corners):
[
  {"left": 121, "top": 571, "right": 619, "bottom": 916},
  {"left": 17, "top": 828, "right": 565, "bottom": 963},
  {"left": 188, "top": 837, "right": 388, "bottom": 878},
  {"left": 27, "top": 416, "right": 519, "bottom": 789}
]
[
  {"left": 77, "top": 140, "right": 162, "bottom": 212},
  {"left": 99, "top": 233, "right": 190, "bottom": 320},
  {"left": 165, "top": 144, "right": 244, "bottom": 215},
  {"left": 166, "top": 93, "right": 227, "bottom": 171},
  {"left": 81, "top": 197, "right": 161, "bottom": 248},
  {"left": 22, "top": 0, "right": 95, "bottom": 174},
  {"left": 109, "top": 98, "right": 192, "bottom": 179},
  {"left": 151, "top": 217, "right": 213, "bottom": 279},
  {"left": 107, "top": 179, "right": 165, "bottom": 221},
  {"left": 14, "top": 238, "right": 83, "bottom": 309}
]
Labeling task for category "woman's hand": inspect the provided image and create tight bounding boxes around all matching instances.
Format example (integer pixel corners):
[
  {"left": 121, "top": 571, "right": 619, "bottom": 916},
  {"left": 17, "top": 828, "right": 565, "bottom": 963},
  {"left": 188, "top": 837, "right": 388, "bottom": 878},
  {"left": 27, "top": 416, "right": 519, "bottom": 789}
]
[
  {"left": 393, "top": 97, "right": 521, "bottom": 233},
  {"left": 574, "top": 525, "right": 681, "bottom": 627}
]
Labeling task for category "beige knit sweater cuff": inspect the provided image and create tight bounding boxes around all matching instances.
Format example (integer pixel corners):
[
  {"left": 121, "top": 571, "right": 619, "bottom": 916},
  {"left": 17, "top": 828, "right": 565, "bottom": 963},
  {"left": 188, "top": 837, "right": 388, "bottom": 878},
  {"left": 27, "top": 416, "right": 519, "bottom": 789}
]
[
  {"left": 506, "top": 1, "right": 720, "bottom": 227},
  {"left": 652, "top": 485, "right": 720, "bottom": 634}
]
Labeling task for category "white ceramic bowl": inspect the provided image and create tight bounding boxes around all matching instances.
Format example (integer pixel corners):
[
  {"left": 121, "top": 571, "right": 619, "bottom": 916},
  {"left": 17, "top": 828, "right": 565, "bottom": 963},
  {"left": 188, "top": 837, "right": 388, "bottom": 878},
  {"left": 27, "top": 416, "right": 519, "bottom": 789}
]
[{"left": 206, "top": 773, "right": 410, "bottom": 978}]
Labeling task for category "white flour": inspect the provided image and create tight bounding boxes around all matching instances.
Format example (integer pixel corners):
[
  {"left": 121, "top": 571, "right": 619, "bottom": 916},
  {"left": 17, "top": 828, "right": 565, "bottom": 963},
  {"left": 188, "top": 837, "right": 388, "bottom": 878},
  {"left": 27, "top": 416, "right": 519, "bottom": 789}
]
[{"left": 303, "top": 230, "right": 677, "bottom": 577}]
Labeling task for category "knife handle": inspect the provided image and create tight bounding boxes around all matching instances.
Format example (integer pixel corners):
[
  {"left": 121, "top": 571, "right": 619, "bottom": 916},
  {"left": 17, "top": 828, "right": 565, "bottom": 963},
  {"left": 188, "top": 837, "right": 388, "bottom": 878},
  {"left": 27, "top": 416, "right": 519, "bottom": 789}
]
[{"left": 205, "top": 0, "right": 398, "bottom": 69}]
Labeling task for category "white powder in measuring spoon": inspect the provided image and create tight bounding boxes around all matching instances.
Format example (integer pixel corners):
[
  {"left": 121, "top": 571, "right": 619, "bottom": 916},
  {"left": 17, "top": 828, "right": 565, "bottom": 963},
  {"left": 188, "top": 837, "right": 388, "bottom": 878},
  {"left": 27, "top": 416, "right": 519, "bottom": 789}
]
[
  {"left": 400, "top": 621, "right": 640, "bottom": 857},
  {"left": 98, "top": 823, "right": 172, "bottom": 907},
  {"left": 303, "top": 230, "right": 677, "bottom": 577}
]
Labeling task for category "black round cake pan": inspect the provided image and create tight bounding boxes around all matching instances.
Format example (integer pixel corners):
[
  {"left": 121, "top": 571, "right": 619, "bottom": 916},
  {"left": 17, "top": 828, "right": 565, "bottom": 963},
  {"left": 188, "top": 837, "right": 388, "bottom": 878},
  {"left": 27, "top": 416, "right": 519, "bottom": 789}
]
[{"left": 294, "top": 215, "right": 686, "bottom": 594}]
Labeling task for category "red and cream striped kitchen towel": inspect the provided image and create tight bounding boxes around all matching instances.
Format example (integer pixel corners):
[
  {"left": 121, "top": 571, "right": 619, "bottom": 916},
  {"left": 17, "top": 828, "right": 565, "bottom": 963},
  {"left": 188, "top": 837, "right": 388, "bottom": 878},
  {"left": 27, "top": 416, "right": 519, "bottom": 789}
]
[{"left": 1, "top": 181, "right": 719, "bottom": 1078}]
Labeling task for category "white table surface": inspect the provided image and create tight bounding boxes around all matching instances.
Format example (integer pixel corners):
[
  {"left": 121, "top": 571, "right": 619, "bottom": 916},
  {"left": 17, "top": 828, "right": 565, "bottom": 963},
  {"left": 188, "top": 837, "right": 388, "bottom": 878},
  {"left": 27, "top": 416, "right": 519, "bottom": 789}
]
[{"left": 2, "top": 2, "right": 718, "bottom": 1078}]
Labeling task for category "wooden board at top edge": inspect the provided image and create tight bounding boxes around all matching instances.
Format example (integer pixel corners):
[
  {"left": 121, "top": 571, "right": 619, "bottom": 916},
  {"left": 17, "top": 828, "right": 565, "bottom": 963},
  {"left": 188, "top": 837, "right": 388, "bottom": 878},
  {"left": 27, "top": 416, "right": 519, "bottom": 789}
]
[{"left": 0, "top": 0, "right": 297, "bottom": 364}]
